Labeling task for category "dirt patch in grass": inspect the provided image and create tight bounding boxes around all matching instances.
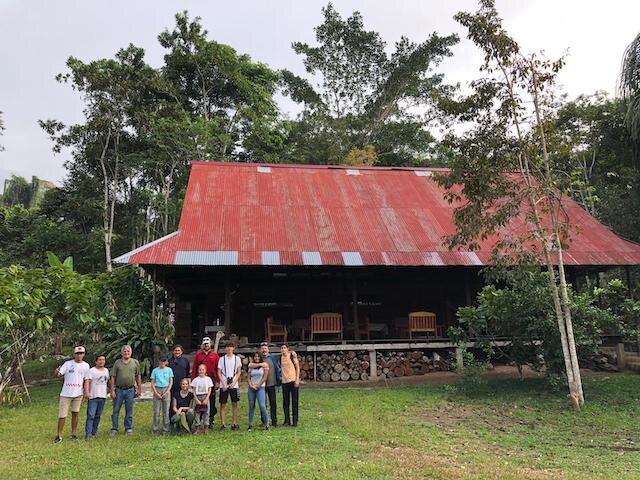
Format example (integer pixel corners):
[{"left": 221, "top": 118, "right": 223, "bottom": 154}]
[
  {"left": 371, "top": 445, "right": 466, "bottom": 479},
  {"left": 371, "top": 445, "right": 564, "bottom": 480},
  {"left": 422, "top": 401, "right": 527, "bottom": 433}
]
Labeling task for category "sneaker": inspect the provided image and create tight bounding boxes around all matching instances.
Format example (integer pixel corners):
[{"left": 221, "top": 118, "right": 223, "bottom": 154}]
[
  {"left": 53, "top": 436, "right": 62, "bottom": 444},
  {"left": 125, "top": 429, "right": 133, "bottom": 435},
  {"left": 283, "top": 421, "right": 291, "bottom": 427},
  {"left": 247, "top": 426, "right": 253, "bottom": 432},
  {"left": 231, "top": 424, "right": 239, "bottom": 431},
  {"left": 292, "top": 423, "right": 298, "bottom": 427},
  {"left": 84, "top": 435, "right": 92, "bottom": 441},
  {"left": 70, "top": 434, "right": 78, "bottom": 440},
  {"left": 220, "top": 425, "right": 226, "bottom": 431},
  {"left": 263, "top": 423, "right": 270, "bottom": 431},
  {"left": 193, "top": 429, "right": 200, "bottom": 435},
  {"left": 203, "top": 428, "right": 209, "bottom": 434},
  {"left": 110, "top": 430, "right": 118, "bottom": 436}
]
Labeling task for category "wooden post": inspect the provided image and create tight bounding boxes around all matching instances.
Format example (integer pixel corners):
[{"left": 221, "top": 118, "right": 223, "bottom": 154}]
[
  {"left": 616, "top": 342, "right": 626, "bottom": 369},
  {"left": 224, "top": 272, "right": 231, "bottom": 336},
  {"left": 151, "top": 267, "right": 157, "bottom": 336},
  {"left": 455, "top": 346, "right": 464, "bottom": 370},
  {"left": 368, "top": 348, "right": 377, "bottom": 381},
  {"left": 464, "top": 270, "right": 472, "bottom": 306},
  {"left": 313, "top": 352, "right": 317, "bottom": 382},
  {"left": 352, "top": 273, "right": 360, "bottom": 341}
]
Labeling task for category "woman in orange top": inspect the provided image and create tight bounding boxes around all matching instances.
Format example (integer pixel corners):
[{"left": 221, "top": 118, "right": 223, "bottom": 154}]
[{"left": 279, "top": 344, "right": 300, "bottom": 426}]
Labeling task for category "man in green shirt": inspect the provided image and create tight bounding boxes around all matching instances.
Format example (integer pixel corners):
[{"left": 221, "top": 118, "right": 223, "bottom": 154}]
[{"left": 109, "top": 345, "right": 142, "bottom": 434}]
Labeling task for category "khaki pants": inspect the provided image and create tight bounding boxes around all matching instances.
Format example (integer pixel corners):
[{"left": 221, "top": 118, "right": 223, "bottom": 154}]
[{"left": 58, "top": 395, "right": 82, "bottom": 418}]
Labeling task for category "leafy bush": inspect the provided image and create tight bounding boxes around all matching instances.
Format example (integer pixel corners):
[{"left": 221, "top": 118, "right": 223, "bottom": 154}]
[
  {"left": 81, "top": 267, "right": 174, "bottom": 377},
  {"left": 450, "top": 267, "right": 613, "bottom": 379}
]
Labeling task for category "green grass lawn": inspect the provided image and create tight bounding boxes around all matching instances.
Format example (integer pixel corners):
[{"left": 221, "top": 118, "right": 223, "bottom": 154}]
[{"left": 1, "top": 373, "right": 639, "bottom": 479}]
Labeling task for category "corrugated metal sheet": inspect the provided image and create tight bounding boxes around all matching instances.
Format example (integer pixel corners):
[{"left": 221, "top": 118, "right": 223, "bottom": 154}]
[
  {"left": 117, "top": 162, "right": 640, "bottom": 267},
  {"left": 174, "top": 250, "right": 238, "bottom": 266}
]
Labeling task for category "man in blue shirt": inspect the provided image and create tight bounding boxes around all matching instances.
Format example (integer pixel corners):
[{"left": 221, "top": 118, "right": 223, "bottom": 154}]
[{"left": 168, "top": 345, "right": 190, "bottom": 396}]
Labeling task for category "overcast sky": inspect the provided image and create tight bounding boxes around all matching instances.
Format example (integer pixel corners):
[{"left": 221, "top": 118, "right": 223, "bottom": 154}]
[{"left": 1, "top": 0, "right": 639, "bottom": 183}]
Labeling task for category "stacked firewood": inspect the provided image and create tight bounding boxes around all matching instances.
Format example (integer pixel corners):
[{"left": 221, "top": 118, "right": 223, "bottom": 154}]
[
  {"left": 296, "top": 350, "right": 455, "bottom": 382},
  {"left": 580, "top": 351, "right": 619, "bottom": 372},
  {"left": 312, "top": 351, "right": 369, "bottom": 382},
  {"left": 376, "top": 350, "right": 454, "bottom": 378}
]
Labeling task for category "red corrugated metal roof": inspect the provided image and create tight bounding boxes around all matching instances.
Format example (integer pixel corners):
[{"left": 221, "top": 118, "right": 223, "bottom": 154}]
[{"left": 114, "top": 162, "right": 640, "bottom": 267}]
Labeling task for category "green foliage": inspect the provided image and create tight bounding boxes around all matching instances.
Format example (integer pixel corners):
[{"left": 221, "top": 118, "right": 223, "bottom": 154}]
[
  {"left": 0, "top": 204, "right": 99, "bottom": 271},
  {"left": 552, "top": 93, "right": 640, "bottom": 243},
  {"left": 0, "top": 258, "right": 93, "bottom": 398},
  {"left": 281, "top": 3, "right": 458, "bottom": 166},
  {"left": 450, "top": 268, "right": 612, "bottom": 379},
  {"left": 84, "top": 267, "right": 174, "bottom": 377},
  {"left": 618, "top": 31, "right": 640, "bottom": 149},
  {"left": 595, "top": 279, "right": 640, "bottom": 347}
]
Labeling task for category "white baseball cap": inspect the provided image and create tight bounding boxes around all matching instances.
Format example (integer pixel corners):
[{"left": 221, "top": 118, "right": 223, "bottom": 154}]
[
  {"left": 201, "top": 337, "right": 211, "bottom": 345},
  {"left": 74, "top": 345, "right": 86, "bottom": 354}
]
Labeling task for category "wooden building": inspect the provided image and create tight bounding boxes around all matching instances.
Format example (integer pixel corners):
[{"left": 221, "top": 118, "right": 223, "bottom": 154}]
[{"left": 115, "top": 162, "right": 640, "bottom": 356}]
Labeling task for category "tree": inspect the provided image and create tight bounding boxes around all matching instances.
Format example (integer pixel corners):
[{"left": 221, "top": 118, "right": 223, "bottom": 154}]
[
  {"left": 436, "top": 0, "right": 585, "bottom": 406},
  {"left": 41, "top": 45, "right": 160, "bottom": 271},
  {"left": 451, "top": 267, "right": 613, "bottom": 379},
  {"left": 281, "top": 3, "right": 458, "bottom": 166},
  {"left": 619, "top": 31, "right": 640, "bottom": 153},
  {"left": 0, "top": 257, "right": 93, "bottom": 400},
  {"left": 552, "top": 93, "right": 640, "bottom": 242},
  {"left": 158, "top": 11, "right": 281, "bottom": 162}
]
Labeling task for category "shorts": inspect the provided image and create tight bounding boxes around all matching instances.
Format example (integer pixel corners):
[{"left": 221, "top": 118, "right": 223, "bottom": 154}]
[
  {"left": 58, "top": 395, "right": 83, "bottom": 418},
  {"left": 219, "top": 388, "right": 239, "bottom": 404}
]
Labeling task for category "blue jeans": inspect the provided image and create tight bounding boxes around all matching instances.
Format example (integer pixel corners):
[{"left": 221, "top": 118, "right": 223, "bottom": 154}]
[
  {"left": 248, "top": 387, "right": 268, "bottom": 426},
  {"left": 85, "top": 397, "right": 106, "bottom": 437},
  {"left": 111, "top": 387, "right": 135, "bottom": 432}
]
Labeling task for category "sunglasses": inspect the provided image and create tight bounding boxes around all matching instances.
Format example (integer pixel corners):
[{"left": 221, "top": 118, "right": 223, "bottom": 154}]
[{"left": 74, "top": 352, "right": 84, "bottom": 355}]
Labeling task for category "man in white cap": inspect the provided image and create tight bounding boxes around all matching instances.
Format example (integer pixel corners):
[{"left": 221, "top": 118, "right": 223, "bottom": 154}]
[
  {"left": 53, "top": 345, "right": 90, "bottom": 443},
  {"left": 191, "top": 336, "right": 220, "bottom": 428}
]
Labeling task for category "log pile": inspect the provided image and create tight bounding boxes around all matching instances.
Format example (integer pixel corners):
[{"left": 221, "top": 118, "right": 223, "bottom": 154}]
[
  {"left": 581, "top": 351, "right": 619, "bottom": 372},
  {"left": 298, "top": 350, "right": 455, "bottom": 382},
  {"left": 375, "top": 350, "right": 454, "bottom": 379},
  {"left": 312, "top": 351, "right": 369, "bottom": 382}
]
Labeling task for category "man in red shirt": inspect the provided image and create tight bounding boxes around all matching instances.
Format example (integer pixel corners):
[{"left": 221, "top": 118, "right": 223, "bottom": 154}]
[{"left": 191, "top": 336, "right": 220, "bottom": 428}]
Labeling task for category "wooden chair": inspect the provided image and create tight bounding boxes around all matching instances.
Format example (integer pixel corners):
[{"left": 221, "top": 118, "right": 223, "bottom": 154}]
[
  {"left": 265, "top": 316, "right": 287, "bottom": 344},
  {"left": 357, "top": 315, "right": 370, "bottom": 340},
  {"left": 310, "top": 313, "right": 343, "bottom": 341},
  {"left": 407, "top": 311, "right": 437, "bottom": 339},
  {"left": 292, "top": 318, "right": 311, "bottom": 341}
]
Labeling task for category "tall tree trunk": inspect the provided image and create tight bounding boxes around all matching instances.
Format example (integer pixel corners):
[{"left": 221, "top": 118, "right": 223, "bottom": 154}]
[{"left": 99, "top": 127, "right": 113, "bottom": 272}]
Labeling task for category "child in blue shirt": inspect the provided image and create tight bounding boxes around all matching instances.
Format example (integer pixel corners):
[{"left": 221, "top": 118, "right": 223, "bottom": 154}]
[{"left": 151, "top": 354, "right": 174, "bottom": 433}]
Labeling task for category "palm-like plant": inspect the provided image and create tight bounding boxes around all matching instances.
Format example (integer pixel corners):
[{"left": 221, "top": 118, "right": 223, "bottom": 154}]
[{"left": 619, "top": 32, "right": 640, "bottom": 144}]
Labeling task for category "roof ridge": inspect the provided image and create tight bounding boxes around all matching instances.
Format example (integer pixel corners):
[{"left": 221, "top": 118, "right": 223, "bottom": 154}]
[{"left": 189, "top": 160, "right": 450, "bottom": 172}]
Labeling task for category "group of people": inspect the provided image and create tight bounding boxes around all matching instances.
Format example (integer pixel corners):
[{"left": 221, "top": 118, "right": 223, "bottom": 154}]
[{"left": 53, "top": 338, "right": 301, "bottom": 443}]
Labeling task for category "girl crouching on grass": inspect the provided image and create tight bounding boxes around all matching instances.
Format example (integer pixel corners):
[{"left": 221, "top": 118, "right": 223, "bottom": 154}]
[
  {"left": 171, "top": 378, "right": 194, "bottom": 433},
  {"left": 190, "top": 364, "right": 213, "bottom": 434},
  {"left": 247, "top": 351, "right": 270, "bottom": 431}
]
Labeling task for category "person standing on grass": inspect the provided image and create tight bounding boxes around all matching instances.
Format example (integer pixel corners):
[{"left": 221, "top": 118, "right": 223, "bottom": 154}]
[
  {"left": 109, "top": 345, "right": 142, "bottom": 435},
  {"left": 168, "top": 344, "right": 190, "bottom": 397},
  {"left": 191, "top": 364, "right": 214, "bottom": 434},
  {"left": 218, "top": 341, "right": 241, "bottom": 431},
  {"left": 171, "top": 378, "right": 195, "bottom": 433},
  {"left": 53, "top": 345, "right": 90, "bottom": 444},
  {"left": 83, "top": 354, "right": 109, "bottom": 441},
  {"left": 191, "top": 336, "right": 219, "bottom": 428},
  {"left": 247, "top": 351, "right": 270, "bottom": 431},
  {"left": 259, "top": 342, "right": 281, "bottom": 427},
  {"left": 150, "top": 354, "right": 174, "bottom": 434},
  {"left": 280, "top": 344, "right": 300, "bottom": 427}
]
